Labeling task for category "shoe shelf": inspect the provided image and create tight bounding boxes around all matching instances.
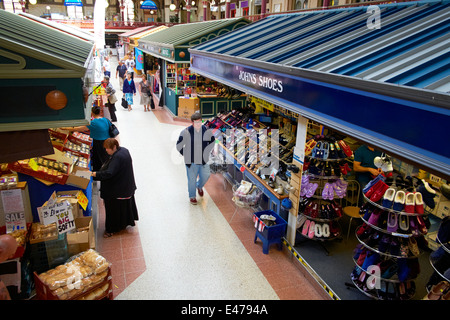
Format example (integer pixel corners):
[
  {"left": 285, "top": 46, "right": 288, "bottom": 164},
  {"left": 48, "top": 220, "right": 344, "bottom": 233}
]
[
  {"left": 349, "top": 272, "right": 416, "bottom": 300},
  {"left": 359, "top": 204, "right": 427, "bottom": 239},
  {"left": 355, "top": 225, "right": 422, "bottom": 259},
  {"left": 349, "top": 174, "right": 433, "bottom": 300},
  {"left": 363, "top": 194, "right": 431, "bottom": 217},
  {"left": 297, "top": 136, "right": 351, "bottom": 243}
]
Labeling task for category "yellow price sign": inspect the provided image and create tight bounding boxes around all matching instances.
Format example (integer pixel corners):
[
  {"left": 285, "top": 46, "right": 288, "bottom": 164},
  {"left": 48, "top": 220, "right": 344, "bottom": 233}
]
[
  {"left": 76, "top": 191, "right": 89, "bottom": 211},
  {"left": 28, "top": 158, "right": 39, "bottom": 171}
]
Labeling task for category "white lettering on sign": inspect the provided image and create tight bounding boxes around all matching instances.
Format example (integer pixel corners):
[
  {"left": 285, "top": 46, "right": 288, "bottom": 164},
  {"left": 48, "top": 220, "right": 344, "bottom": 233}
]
[{"left": 238, "top": 71, "right": 283, "bottom": 93}]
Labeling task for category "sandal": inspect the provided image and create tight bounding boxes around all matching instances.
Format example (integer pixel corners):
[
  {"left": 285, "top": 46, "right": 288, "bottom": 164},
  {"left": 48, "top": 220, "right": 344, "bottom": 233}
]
[{"left": 103, "top": 232, "right": 114, "bottom": 238}]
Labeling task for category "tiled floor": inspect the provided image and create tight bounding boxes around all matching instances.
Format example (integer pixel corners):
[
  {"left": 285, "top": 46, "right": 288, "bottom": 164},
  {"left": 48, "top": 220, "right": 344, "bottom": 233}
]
[{"left": 94, "top": 55, "right": 328, "bottom": 300}]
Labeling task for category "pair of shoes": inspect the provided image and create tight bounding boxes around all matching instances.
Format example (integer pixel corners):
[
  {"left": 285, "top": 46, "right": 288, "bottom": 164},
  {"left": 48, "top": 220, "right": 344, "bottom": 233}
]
[
  {"left": 417, "top": 180, "right": 436, "bottom": 209},
  {"left": 190, "top": 198, "right": 197, "bottom": 205},
  {"left": 365, "top": 179, "right": 389, "bottom": 202},
  {"left": 404, "top": 192, "right": 424, "bottom": 214},
  {"left": 197, "top": 188, "right": 204, "bottom": 197},
  {"left": 301, "top": 219, "right": 315, "bottom": 239}
]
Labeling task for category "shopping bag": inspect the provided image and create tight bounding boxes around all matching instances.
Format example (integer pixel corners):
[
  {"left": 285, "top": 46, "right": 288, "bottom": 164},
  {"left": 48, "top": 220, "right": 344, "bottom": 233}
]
[{"left": 121, "top": 98, "right": 128, "bottom": 109}]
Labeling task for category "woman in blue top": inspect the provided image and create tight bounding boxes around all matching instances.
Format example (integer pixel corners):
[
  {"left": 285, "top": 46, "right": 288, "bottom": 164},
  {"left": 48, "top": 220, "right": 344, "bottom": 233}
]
[
  {"left": 122, "top": 71, "right": 136, "bottom": 111},
  {"left": 63, "top": 106, "right": 111, "bottom": 171}
]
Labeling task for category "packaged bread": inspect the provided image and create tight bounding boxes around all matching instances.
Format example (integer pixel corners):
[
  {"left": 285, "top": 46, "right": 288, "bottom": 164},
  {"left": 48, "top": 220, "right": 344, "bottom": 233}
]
[{"left": 38, "top": 249, "right": 111, "bottom": 299}]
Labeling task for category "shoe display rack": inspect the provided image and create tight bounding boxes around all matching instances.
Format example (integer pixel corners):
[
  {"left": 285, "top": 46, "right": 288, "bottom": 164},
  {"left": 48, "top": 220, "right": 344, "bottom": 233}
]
[
  {"left": 349, "top": 174, "right": 431, "bottom": 300},
  {"left": 296, "top": 135, "right": 354, "bottom": 243},
  {"left": 425, "top": 217, "right": 450, "bottom": 300},
  {"left": 205, "top": 108, "right": 298, "bottom": 217}
]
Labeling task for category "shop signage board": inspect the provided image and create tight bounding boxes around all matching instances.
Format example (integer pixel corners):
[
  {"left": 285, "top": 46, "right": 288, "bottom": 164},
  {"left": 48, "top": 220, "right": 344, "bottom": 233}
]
[
  {"left": 1, "top": 189, "right": 26, "bottom": 232},
  {"left": 190, "top": 55, "right": 450, "bottom": 178},
  {"left": 38, "top": 192, "right": 75, "bottom": 234}
]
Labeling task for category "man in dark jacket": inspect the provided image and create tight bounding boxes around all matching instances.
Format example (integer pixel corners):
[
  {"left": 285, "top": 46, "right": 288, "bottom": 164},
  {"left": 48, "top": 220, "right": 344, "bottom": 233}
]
[{"left": 176, "top": 112, "right": 216, "bottom": 205}]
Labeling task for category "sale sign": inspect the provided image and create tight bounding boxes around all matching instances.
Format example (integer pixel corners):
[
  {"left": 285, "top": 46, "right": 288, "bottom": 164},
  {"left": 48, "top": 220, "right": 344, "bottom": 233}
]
[{"left": 38, "top": 193, "right": 76, "bottom": 234}]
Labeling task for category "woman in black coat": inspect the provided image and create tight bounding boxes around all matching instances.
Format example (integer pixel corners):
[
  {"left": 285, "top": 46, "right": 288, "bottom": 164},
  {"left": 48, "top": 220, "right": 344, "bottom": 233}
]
[{"left": 92, "top": 138, "right": 139, "bottom": 237}]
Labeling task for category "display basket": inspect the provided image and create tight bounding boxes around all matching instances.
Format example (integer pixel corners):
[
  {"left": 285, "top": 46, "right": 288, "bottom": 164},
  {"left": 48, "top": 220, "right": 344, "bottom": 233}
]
[
  {"left": 33, "top": 267, "right": 112, "bottom": 300},
  {"left": 8, "top": 160, "right": 69, "bottom": 185},
  {"left": 232, "top": 182, "right": 262, "bottom": 208},
  {"left": 253, "top": 210, "right": 287, "bottom": 241},
  {"left": 209, "top": 153, "right": 227, "bottom": 174},
  {"left": 68, "top": 132, "right": 93, "bottom": 146}
]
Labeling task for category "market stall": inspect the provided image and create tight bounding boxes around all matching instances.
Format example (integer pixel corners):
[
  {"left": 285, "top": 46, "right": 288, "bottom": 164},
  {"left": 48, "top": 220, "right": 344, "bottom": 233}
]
[
  {"left": 0, "top": 11, "right": 110, "bottom": 300},
  {"left": 189, "top": 1, "right": 450, "bottom": 300},
  {"left": 137, "top": 18, "right": 250, "bottom": 118}
]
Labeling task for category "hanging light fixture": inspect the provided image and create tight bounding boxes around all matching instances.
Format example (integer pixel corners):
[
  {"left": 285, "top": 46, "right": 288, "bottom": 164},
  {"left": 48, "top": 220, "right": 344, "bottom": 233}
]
[{"left": 169, "top": 0, "right": 176, "bottom": 10}]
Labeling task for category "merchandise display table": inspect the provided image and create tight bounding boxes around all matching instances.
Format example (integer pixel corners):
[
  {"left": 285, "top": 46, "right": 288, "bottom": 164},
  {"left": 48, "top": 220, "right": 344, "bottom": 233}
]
[{"left": 17, "top": 173, "right": 93, "bottom": 221}]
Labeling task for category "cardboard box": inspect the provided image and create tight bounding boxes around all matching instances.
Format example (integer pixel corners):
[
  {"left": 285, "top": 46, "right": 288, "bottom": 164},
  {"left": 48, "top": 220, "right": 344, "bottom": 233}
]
[
  {"left": 435, "top": 199, "right": 450, "bottom": 219},
  {"left": 66, "top": 167, "right": 91, "bottom": 189},
  {"left": 178, "top": 106, "right": 199, "bottom": 120},
  {"left": 67, "top": 217, "right": 95, "bottom": 255},
  {"left": 56, "top": 190, "right": 87, "bottom": 219}
]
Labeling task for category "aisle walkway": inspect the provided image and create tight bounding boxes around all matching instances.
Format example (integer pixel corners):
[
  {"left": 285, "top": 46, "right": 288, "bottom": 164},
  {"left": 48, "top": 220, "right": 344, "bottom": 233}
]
[{"left": 95, "top": 56, "right": 328, "bottom": 300}]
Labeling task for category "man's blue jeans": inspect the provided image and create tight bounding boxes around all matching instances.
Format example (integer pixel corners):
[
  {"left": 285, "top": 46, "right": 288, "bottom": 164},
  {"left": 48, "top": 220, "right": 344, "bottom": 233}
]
[{"left": 186, "top": 164, "right": 211, "bottom": 198}]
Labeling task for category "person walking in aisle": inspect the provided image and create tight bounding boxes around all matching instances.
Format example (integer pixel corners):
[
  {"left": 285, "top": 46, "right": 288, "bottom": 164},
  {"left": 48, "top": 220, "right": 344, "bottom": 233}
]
[
  {"left": 62, "top": 106, "right": 110, "bottom": 171},
  {"left": 103, "top": 56, "right": 111, "bottom": 77},
  {"left": 116, "top": 60, "right": 127, "bottom": 91},
  {"left": 138, "top": 74, "right": 151, "bottom": 112},
  {"left": 103, "top": 76, "right": 117, "bottom": 122},
  {"left": 125, "top": 55, "right": 135, "bottom": 79},
  {"left": 123, "top": 72, "right": 136, "bottom": 111},
  {"left": 176, "top": 112, "right": 216, "bottom": 205},
  {"left": 91, "top": 138, "right": 139, "bottom": 238}
]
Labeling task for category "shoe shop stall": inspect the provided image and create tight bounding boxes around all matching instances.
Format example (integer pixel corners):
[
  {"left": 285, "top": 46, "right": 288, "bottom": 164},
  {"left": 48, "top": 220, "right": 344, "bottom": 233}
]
[
  {"left": 136, "top": 18, "right": 250, "bottom": 119},
  {"left": 189, "top": 1, "right": 450, "bottom": 300},
  {"left": 0, "top": 11, "right": 113, "bottom": 300}
]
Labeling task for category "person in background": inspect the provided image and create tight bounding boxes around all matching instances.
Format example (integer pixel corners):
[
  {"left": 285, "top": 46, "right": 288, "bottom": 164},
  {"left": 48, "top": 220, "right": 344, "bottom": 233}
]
[
  {"left": 116, "top": 60, "right": 127, "bottom": 91},
  {"left": 353, "top": 144, "right": 384, "bottom": 204},
  {"left": 123, "top": 72, "right": 136, "bottom": 111},
  {"left": 62, "top": 106, "right": 110, "bottom": 171},
  {"left": 125, "top": 55, "right": 135, "bottom": 79},
  {"left": 105, "top": 86, "right": 117, "bottom": 122},
  {"left": 0, "top": 234, "right": 17, "bottom": 300},
  {"left": 138, "top": 74, "right": 151, "bottom": 112},
  {"left": 176, "top": 112, "right": 216, "bottom": 205},
  {"left": 91, "top": 138, "right": 138, "bottom": 238},
  {"left": 103, "top": 56, "right": 111, "bottom": 77}
]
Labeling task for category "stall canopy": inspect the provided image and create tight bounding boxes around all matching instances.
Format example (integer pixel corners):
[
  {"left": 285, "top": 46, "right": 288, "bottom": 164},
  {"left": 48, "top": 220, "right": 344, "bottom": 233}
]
[
  {"left": 189, "top": 0, "right": 450, "bottom": 179},
  {"left": 119, "top": 26, "right": 158, "bottom": 46},
  {"left": 138, "top": 18, "right": 250, "bottom": 63},
  {"left": 128, "top": 25, "right": 168, "bottom": 48},
  {"left": 0, "top": 9, "right": 95, "bottom": 160}
]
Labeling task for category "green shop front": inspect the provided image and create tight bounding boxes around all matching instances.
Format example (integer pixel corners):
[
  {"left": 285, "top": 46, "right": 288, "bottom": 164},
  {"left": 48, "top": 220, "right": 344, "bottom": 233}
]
[{"left": 137, "top": 18, "right": 250, "bottom": 118}]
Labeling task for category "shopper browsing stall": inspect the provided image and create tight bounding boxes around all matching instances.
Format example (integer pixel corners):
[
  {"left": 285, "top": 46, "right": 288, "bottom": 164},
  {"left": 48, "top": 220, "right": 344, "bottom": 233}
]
[
  {"left": 62, "top": 106, "right": 110, "bottom": 171},
  {"left": 353, "top": 144, "right": 383, "bottom": 203},
  {"left": 176, "top": 112, "right": 216, "bottom": 205},
  {"left": 91, "top": 138, "right": 139, "bottom": 238}
]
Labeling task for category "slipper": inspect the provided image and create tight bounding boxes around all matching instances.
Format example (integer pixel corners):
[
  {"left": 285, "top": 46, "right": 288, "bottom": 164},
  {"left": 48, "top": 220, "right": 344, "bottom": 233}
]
[
  {"left": 103, "top": 232, "right": 114, "bottom": 238},
  {"left": 308, "top": 221, "right": 316, "bottom": 239},
  {"left": 302, "top": 219, "right": 311, "bottom": 236}
]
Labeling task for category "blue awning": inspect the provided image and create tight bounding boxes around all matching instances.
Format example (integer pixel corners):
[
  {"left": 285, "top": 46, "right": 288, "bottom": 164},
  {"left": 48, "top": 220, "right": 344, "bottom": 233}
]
[
  {"left": 64, "top": 0, "right": 83, "bottom": 6},
  {"left": 189, "top": 0, "right": 450, "bottom": 178},
  {"left": 140, "top": 0, "right": 157, "bottom": 10}
]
